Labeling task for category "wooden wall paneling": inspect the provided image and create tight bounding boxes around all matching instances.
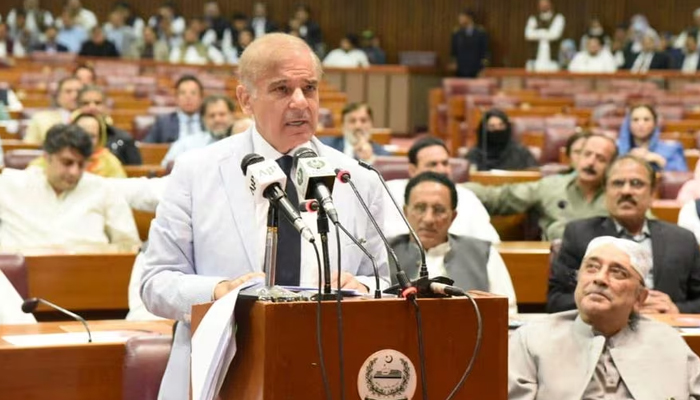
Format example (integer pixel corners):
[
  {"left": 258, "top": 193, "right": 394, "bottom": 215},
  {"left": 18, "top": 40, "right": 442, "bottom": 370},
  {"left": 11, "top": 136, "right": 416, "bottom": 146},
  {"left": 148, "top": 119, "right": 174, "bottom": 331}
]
[
  {"left": 367, "top": 72, "right": 388, "bottom": 128},
  {"left": 388, "top": 73, "right": 410, "bottom": 133},
  {"left": 2, "top": 1, "right": 700, "bottom": 75}
]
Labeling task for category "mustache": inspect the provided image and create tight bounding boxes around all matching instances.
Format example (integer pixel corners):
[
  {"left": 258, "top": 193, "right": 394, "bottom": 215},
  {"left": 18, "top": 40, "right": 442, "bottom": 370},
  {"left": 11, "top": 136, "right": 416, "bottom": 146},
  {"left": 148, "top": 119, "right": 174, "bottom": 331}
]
[
  {"left": 581, "top": 165, "right": 596, "bottom": 175},
  {"left": 285, "top": 112, "right": 311, "bottom": 122},
  {"left": 617, "top": 194, "right": 637, "bottom": 205},
  {"left": 585, "top": 286, "right": 612, "bottom": 300}
]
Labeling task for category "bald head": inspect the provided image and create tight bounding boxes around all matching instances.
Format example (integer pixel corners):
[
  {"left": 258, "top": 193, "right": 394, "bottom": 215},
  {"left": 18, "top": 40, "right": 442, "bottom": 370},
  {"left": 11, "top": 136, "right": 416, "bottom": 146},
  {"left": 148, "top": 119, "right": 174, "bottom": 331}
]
[{"left": 237, "top": 33, "right": 323, "bottom": 92}]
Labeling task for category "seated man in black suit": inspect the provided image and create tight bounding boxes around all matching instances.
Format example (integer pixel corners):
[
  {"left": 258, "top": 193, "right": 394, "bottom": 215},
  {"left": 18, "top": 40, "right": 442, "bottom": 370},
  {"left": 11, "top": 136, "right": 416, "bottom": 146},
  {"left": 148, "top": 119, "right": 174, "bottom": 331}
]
[
  {"left": 623, "top": 33, "right": 670, "bottom": 73},
  {"left": 144, "top": 75, "right": 204, "bottom": 143},
  {"left": 548, "top": 154, "right": 700, "bottom": 313},
  {"left": 319, "top": 102, "right": 389, "bottom": 163},
  {"left": 31, "top": 26, "right": 69, "bottom": 53}
]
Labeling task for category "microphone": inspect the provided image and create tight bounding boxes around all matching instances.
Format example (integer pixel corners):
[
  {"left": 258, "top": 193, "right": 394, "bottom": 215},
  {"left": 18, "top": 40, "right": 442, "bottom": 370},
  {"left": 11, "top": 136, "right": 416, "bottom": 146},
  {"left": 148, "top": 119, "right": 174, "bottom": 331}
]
[
  {"left": 357, "top": 161, "right": 428, "bottom": 279},
  {"left": 241, "top": 153, "right": 315, "bottom": 243},
  {"left": 22, "top": 297, "right": 92, "bottom": 343},
  {"left": 334, "top": 168, "right": 417, "bottom": 299},
  {"left": 293, "top": 148, "right": 340, "bottom": 224}
]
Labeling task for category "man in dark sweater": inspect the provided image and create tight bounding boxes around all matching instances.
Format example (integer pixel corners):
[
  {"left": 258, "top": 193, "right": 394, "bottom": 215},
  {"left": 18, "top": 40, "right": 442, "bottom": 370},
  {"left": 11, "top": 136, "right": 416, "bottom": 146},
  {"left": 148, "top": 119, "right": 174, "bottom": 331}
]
[{"left": 79, "top": 26, "right": 119, "bottom": 58}]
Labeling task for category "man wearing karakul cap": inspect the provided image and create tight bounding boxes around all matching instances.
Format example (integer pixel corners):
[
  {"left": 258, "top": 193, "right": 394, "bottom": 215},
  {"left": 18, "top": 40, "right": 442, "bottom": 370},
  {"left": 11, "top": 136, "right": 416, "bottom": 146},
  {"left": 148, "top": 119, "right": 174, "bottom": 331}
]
[{"left": 509, "top": 236, "right": 700, "bottom": 399}]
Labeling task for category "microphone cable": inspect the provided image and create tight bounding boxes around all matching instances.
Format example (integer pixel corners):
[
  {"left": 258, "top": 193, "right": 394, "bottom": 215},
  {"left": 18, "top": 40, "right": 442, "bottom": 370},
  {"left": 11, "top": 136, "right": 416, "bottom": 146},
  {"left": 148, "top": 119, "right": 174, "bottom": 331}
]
[
  {"left": 312, "top": 241, "right": 333, "bottom": 400},
  {"left": 334, "top": 224, "right": 346, "bottom": 400},
  {"left": 445, "top": 292, "right": 484, "bottom": 400},
  {"left": 410, "top": 297, "right": 429, "bottom": 400}
]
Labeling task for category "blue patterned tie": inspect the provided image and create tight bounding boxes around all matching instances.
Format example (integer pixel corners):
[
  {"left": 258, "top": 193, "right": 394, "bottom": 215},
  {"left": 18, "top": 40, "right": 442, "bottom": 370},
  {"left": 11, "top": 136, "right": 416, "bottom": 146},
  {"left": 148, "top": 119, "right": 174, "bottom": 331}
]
[{"left": 274, "top": 155, "right": 301, "bottom": 285}]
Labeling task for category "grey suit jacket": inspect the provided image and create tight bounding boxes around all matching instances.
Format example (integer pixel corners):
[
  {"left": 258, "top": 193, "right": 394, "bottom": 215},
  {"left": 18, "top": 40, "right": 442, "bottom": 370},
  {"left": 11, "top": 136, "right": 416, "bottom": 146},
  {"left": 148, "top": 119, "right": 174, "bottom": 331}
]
[
  {"left": 388, "top": 234, "right": 490, "bottom": 291},
  {"left": 509, "top": 310, "right": 700, "bottom": 400},
  {"left": 548, "top": 216, "right": 700, "bottom": 313},
  {"left": 144, "top": 112, "right": 180, "bottom": 143},
  {"left": 141, "top": 126, "right": 390, "bottom": 400}
]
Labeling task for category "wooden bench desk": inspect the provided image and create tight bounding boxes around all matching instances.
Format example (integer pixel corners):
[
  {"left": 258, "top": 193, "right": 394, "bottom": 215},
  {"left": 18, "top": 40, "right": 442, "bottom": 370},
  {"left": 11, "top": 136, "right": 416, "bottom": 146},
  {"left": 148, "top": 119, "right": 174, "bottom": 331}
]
[
  {"left": 6, "top": 247, "right": 140, "bottom": 313},
  {"left": 0, "top": 320, "right": 172, "bottom": 400},
  {"left": 469, "top": 170, "right": 542, "bottom": 186},
  {"left": 497, "top": 241, "right": 551, "bottom": 305}
]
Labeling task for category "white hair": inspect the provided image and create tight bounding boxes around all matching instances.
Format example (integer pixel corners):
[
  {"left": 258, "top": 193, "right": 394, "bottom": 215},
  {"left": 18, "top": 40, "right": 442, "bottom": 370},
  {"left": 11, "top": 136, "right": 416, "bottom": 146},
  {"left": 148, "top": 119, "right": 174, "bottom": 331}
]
[{"left": 583, "top": 236, "right": 652, "bottom": 283}]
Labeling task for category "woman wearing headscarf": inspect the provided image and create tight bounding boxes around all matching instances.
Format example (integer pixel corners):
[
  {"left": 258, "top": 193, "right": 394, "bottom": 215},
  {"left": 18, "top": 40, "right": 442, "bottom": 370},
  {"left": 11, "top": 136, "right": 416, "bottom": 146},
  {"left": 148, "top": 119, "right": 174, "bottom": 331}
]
[
  {"left": 31, "top": 112, "right": 127, "bottom": 178},
  {"left": 617, "top": 104, "right": 687, "bottom": 172},
  {"left": 466, "top": 108, "right": 539, "bottom": 171}
]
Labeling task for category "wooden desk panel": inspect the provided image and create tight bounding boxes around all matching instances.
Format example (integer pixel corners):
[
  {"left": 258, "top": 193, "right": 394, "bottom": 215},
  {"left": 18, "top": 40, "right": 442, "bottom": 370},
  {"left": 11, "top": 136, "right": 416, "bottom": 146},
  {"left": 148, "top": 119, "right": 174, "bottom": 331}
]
[
  {"left": 0, "top": 320, "right": 172, "bottom": 400},
  {"left": 497, "top": 242, "right": 550, "bottom": 305},
  {"left": 651, "top": 200, "right": 681, "bottom": 224},
  {"left": 25, "top": 252, "right": 137, "bottom": 312},
  {"left": 470, "top": 170, "right": 542, "bottom": 186}
]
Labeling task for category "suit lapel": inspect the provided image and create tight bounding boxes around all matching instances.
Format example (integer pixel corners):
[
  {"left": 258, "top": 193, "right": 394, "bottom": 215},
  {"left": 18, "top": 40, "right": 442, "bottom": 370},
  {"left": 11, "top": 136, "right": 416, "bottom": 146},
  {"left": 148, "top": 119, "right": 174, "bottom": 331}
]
[
  {"left": 601, "top": 218, "right": 618, "bottom": 236},
  {"left": 218, "top": 129, "right": 258, "bottom": 269},
  {"left": 649, "top": 221, "right": 665, "bottom": 286}
]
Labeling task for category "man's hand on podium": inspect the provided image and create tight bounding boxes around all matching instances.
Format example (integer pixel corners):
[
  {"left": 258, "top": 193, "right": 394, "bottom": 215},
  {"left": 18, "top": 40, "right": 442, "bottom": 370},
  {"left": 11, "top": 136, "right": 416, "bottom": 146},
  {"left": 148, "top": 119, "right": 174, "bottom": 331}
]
[
  {"left": 330, "top": 271, "right": 369, "bottom": 294},
  {"left": 213, "top": 272, "right": 266, "bottom": 300}
]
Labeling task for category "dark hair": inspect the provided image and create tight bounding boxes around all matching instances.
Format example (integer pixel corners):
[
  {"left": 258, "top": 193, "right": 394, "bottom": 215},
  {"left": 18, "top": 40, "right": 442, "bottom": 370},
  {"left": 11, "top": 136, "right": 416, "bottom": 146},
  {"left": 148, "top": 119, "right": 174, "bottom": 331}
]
[
  {"left": 459, "top": 9, "right": 477, "bottom": 21},
  {"left": 629, "top": 104, "right": 658, "bottom": 124},
  {"left": 341, "top": 102, "right": 373, "bottom": 121},
  {"left": 565, "top": 130, "right": 591, "bottom": 157},
  {"left": 200, "top": 95, "right": 235, "bottom": 117},
  {"left": 78, "top": 85, "right": 106, "bottom": 102},
  {"left": 175, "top": 74, "right": 203, "bottom": 93},
  {"left": 43, "top": 124, "right": 93, "bottom": 158},
  {"left": 73, "top": 64, "right": 96, "bottom": 80},
  {"left": 231, "top": 12, "right": 248, "bottom": 21},
  {"left": 54, "top": 76, "right": 81, "bottom": 105},
  {"left": 587, "top": 35, "right": 603, "bottom": 46},
  {"left": 344, "top": 33, "right": 360, "bottom": 48},
  {"left": 585, "top": 133, "right": 619, "bottom": 160},
  {"left": 604, "top": 154, "right": 657, "bottom": 189},
  {"left": 404, "top": 171, "right": 458, "bottom": 210},
  {"left": 407, "top": 136, "right": 449, "bottom": 165}
]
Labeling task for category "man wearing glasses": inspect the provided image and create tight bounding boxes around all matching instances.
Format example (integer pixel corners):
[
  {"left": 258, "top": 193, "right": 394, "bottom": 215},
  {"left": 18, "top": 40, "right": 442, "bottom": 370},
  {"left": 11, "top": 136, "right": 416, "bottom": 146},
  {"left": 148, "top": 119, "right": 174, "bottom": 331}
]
[
  {"left": 388, "top": 171, "right": 517, "bottom": 314},
  {"left": 548, "top": 155, "right": 700, "bottom": 313}
]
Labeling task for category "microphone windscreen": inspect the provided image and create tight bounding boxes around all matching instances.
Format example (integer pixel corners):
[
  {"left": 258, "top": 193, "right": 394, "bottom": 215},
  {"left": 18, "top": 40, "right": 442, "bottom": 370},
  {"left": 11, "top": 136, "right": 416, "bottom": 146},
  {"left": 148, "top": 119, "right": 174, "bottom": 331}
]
[
  {"left": 21, "top": 297, "right": 39, "bottom": 313},
  {"left": 241, "top": 153, "right": 264, "bottom": 175}
]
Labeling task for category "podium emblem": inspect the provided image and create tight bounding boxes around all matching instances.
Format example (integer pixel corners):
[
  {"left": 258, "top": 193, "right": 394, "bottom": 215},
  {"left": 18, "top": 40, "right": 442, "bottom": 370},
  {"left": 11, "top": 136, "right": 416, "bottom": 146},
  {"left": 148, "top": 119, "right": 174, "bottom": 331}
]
[{"left": 357, "top": 349, "right": 417, "bottom": 400}]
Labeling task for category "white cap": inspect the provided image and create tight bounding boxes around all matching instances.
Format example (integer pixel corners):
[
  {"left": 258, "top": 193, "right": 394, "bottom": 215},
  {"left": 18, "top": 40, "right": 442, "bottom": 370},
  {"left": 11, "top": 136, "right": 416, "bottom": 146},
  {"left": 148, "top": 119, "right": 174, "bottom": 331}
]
[{"left": 584, "top": 236, "right": 652, "bottom": 283}]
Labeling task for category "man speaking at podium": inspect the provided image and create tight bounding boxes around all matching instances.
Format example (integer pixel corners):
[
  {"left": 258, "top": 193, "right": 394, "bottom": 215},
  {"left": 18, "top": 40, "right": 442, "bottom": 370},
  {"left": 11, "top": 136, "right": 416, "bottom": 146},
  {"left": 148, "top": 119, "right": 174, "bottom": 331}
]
[{"left": 140, "top": 33, "right": 390, "bottom": 399}]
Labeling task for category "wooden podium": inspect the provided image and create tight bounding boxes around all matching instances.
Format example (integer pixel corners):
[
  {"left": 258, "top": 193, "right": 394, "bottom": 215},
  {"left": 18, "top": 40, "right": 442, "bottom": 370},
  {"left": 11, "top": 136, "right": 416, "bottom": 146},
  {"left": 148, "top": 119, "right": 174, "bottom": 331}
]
[{"left": 192, "top": 293, "right": 508, "bottom": 399}]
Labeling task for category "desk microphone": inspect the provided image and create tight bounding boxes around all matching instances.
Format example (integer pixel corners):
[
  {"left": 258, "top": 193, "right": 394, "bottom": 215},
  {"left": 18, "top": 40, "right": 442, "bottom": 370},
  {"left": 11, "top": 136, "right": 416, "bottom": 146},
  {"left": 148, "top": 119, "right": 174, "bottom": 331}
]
[
  {"left": 22, "top": 297, "right": 93, "bottom": 343},
  {"left": 357, "top": 161, "right": 428, "bottom": 279},
  {"left": 241, "top": 153, "right": 315, "bottom": 243},
  {"left": 293, "top": 148, "right": 340, "bottom": 224},
  {"left": 335, "top": 168, "right": 416, "bottom": 299}
]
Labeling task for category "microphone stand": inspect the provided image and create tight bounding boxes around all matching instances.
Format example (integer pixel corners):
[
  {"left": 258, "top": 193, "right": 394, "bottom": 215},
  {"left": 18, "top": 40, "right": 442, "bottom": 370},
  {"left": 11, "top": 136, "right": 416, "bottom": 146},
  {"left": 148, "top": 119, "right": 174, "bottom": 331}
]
[
  {"left": 263, "top": 204, "right": 279, "bottom": 287},
  {"left": 314, "top": 206, "right": 336, "bottom": 300}
]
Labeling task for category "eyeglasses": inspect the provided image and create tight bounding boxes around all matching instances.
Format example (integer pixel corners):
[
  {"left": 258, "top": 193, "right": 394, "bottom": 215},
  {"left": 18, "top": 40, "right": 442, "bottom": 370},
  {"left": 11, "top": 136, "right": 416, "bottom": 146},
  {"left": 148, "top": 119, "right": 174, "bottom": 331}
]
[
  {"left": 608, "top": 178, "right": 648, "bottom": 190},
  {"left": 407, "top": 203, "right": 451, "bottom": 221}
]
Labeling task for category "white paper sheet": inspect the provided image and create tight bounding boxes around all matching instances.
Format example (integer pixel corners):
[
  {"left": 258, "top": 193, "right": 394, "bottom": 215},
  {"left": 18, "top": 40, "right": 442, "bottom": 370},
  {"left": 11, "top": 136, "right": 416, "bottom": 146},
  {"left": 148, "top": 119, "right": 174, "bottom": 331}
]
[{"left": 191, "top": 277, "right": 262, "bottom": 400}]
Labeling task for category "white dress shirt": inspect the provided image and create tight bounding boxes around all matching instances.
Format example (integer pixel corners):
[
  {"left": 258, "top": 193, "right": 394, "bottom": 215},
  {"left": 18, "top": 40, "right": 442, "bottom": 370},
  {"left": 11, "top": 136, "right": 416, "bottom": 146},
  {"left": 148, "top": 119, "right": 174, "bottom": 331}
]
[
  {"left": 0, "top": 167, "right": 140, "bottom": 248},
  {"left": 568, "top": 50, "right": 618, "bottom": 73},
  {"left": 682, "top": 52, "right": 700, "bottom": 74},
  {"left": 425, "top": 241, "right": 517, "bottom": 315},
  {"left": 252, "top": 127, "right": 383, "bottom": 289},
  {"left": 0, "top": 270, "right": 36, "bottom": 325},
  {"left": 322, "top": 49, "right": 370, "bottom": 68},
  {"left": 524, "top": 13, "right": 565, "bottom": 71},
  {"left": 176, "top": 111, "right": 203, "bottom": 139},
  {"left": 169, "top": 44, "right": 225, "bottom": 65},
  {"left": 110, "top": 176, "right": 169, "bottom": 213},
  {"left": 385, "top": 178, "right": 501, "bottom": 243},
  {"left": 631, "top": 52, "right": 654, "bottom": 73}
]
